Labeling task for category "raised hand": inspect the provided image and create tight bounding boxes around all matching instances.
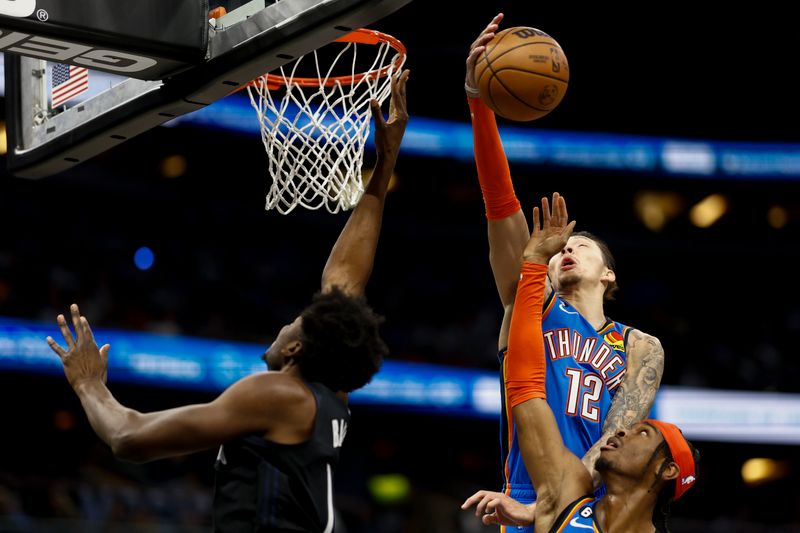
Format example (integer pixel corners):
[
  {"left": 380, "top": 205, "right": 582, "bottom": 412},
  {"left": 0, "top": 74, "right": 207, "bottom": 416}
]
[
  {"left": 370, "top": 69, "right": 410, "bottom": 163},
  {"left": 461, "top": 489, "right": 535, "bottom": 527},
  {"left": 523, "top": 192, "right": 576, "bottom": 264},
  {"left": 465, "top": 13, "right": 503, "bottom": 95},
  {"left": 46, "top": 304, "right": 110, "bottom": 389}
]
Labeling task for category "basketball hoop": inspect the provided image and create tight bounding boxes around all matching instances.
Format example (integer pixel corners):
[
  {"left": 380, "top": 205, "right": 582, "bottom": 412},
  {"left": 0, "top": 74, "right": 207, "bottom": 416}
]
[{"left": 244, "top": 29, "right": 406, "bottom": 214}]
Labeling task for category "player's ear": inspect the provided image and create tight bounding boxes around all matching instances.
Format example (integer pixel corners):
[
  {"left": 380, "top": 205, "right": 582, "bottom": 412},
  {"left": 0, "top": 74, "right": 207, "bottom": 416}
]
[
  {"left": 658, "top": 460, "right": 680, "bottom": 483},
  {"left": 282, "top": 340, "right": 303, "bottom": 358},
  {"left": 601, "top": 268, "right": 616, "bottom": 284}
]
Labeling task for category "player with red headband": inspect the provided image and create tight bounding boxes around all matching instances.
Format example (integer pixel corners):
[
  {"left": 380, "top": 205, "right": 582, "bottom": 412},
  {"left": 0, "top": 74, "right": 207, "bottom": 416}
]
[{"left": 463, "top": 194, "right": 699, "bottom": 532}]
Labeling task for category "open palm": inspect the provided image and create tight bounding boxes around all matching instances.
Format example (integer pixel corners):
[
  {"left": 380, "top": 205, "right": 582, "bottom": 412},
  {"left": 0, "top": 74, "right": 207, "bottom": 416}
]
[{"left": 523, "top": 192, "right": 576, "bottom": 263}]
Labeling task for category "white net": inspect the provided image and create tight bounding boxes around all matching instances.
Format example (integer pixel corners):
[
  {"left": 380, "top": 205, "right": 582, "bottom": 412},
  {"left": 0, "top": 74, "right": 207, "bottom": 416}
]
[{"left": 246, "top": 33, "right": 405, "bottom": 214}]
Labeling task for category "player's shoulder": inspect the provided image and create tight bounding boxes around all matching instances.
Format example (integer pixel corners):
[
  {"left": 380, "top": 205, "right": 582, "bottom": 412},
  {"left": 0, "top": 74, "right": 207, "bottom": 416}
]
[
  {"left": 626, "top": 328, "right": 662, "bottom": 346},
  {"left": 624, "top": 328, "right": 664, "bottom": 358},
  {"left": 231, "top": 372, "right": 316, "bottom": 406}
]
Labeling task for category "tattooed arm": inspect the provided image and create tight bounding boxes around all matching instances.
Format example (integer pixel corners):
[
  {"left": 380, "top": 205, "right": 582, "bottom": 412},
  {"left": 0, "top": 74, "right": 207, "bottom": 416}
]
[{"left": 580, "top": 329, "right": 664, "bottom": 487}]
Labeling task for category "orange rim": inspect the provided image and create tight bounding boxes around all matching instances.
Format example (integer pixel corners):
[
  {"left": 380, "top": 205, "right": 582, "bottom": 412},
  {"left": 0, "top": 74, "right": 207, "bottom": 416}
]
[{"left": 242, "top": 29, "right": 405, "bottom": 91}]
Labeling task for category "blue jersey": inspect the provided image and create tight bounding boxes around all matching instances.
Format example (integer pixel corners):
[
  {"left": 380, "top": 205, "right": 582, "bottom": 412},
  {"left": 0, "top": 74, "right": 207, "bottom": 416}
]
[
  {"left": 549, "top": 496, "right": 599, "bottom": 533},
  {"left": 499, "top": 292, "right": 631, "bottom": 506}
]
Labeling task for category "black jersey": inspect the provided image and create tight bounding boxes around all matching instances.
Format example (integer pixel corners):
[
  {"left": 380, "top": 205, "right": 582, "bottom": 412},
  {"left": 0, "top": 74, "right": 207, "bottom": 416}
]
[{"left": 213, "top": 382, "right": 350, "bottom": 532}]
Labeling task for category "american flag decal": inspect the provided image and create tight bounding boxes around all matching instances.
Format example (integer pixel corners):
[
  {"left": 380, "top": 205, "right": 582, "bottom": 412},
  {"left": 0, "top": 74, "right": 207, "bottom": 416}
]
[{"left": 51, "top": 64, "right": 88, "bottom": 108}]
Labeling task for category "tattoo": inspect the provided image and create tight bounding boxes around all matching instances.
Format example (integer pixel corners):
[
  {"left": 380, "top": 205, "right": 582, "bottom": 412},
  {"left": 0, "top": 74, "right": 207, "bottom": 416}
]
[{"left": 580, "top": 329, "right": 665, "bottom": 486}]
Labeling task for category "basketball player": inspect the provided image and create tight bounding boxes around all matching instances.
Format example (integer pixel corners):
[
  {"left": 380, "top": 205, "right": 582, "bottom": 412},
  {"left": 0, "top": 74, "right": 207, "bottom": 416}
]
[
  {"left": 463, "top": 195, "right": 698, "bottom": 532},
  {"left": 46, "top": 70, "right": 410, "bottom": 533},
  {"left": 465, "top": 14, "right": 665, "bottom": 527}
]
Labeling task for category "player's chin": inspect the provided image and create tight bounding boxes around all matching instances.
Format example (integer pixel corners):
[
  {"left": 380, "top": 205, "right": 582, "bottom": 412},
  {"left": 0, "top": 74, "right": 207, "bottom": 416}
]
[
  {"left": 594, "top": 455, "right": 611, "bottom": 472},
  {"left": 557, "top": 271, "right": 581, "bottom": 286}
]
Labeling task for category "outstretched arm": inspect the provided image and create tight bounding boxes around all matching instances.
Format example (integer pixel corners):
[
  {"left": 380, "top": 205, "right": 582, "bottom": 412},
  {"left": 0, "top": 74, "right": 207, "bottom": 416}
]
[
  {"left": 506, "top": 196, "right": 591, "bottom": 529},
  {"left": 321, "top": 71, "right": 409, "bottom": 296},
  {"left": 464, "top": 195, "right": 589, "bottom": 530},
  {"left": 47, "top": 305, "right": 313, "bottom": 463},
  {"left": 466, "top": 15, "right": 553, "bottom": 351},
  {"left": 466, "top": 14, "right": 533, "bottom": 309},
  {"left": 579, "top": 330, "right": 664, "bottom": 486}
]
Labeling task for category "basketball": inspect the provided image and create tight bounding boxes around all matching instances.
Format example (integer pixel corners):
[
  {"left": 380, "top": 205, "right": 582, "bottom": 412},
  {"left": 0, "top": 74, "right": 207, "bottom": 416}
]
[{"left": 475, "top": 27, "right": 569, "bottom": 121}]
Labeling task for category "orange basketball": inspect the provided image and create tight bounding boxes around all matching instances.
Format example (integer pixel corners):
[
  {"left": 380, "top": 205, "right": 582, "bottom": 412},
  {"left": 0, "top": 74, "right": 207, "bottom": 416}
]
[{"left": 475, "top": 27, "right": 569, "bottom": 121}]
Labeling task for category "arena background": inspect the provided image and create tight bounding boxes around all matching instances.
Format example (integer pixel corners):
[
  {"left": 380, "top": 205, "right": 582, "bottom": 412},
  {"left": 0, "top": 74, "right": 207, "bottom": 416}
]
[{"left": 1, "top": 2, "right": 800, "bottom": 531}]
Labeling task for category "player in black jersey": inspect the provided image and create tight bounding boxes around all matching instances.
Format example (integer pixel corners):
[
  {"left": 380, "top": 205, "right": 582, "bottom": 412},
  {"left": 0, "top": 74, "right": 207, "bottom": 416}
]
[{"left": 46, "top": 70, "right": 409, "bottom": 533}]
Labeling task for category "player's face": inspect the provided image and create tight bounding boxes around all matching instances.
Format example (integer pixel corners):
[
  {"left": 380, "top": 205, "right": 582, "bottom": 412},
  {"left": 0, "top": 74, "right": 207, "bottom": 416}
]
[
  {"left": 596, "top": 422, "right": 665, "bottom": 478},
  {"left": 263, "top": 316, "right": 303, "bottom": 371},
  {"left": 547, "top": 236, "right": 612, "bottom": 291}
]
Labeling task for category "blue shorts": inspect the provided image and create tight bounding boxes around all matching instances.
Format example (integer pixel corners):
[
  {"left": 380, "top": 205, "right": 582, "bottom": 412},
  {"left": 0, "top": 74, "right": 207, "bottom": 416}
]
[{"left": 500, "top": 486, "right": 535, "bottom": 533}]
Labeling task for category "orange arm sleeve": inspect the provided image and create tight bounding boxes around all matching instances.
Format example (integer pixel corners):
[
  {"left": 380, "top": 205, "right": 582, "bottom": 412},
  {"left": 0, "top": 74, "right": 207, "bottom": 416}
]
[
  {"left": 468, "top": 97, "right": 521, "bottom": 220},
  {"left": 505, "top": 261, "right": 549, "bottom": 408}
]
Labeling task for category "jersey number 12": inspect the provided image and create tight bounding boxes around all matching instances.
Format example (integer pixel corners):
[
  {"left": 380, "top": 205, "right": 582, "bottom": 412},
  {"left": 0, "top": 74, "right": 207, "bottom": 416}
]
[{"left": 564, "top": 368, "right": 603, "bottom": 422}]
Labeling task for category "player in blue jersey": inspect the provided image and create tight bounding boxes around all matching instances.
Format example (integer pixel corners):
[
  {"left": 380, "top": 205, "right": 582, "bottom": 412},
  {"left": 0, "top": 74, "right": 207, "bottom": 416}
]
[
  {"left": 465, "top": 14, "right": 665, "bottom": 529},
  {"left": 463, "top": 195, "right": 698, "bottom": 532}
]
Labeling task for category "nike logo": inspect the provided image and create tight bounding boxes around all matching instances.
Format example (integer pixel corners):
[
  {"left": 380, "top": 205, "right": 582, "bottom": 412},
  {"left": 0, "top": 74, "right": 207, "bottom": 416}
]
[
  {"left": 559, "top": 302, "right": 579, "bottom": 315},
  {"left": 568, "top": 516, "right": 594, "bottom": 530}
]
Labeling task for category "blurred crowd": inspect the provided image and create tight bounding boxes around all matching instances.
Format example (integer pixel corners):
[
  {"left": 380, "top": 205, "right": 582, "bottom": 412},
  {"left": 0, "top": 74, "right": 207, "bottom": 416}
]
[{"left": 2, "top": 132, "right": 800, "bottom": 393}]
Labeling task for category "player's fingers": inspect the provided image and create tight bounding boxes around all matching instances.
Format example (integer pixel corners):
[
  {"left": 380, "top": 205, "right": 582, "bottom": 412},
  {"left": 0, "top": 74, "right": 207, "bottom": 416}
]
[
  {"left": 101, "top": 344, "right": 110, "bottom": 381},
  {"left": 471, "top": 14, "right": 502, "bottom": 50},
  {"left": 563, "top": 220, "right": 577, "bottom": 238},
  {"left": 46, "top": 336, "right": 67, "bottom": 359},
  {"left": 482, "top": 512, "right": 500, "bottom": 526},
  {"left": 461, "top": 491, "right": 486, "bottom": 509},
  {"left": 472, "top": 13, "right": 503, "bottom": 48},
  {"left": 478, "top": 31, "right": 496, "bottom": 47},
  {"left": 467, "top": 46, "right": 484, "bottom": 65},
  {"left": 475, "top": 493, "right": 496, "bottom": 516},
  {"left": 557, "top": 195, "right": 569, "bottom": 225},
  {"left": 57, "top": 314, "right": 76, "bottom": 349},
  {"left": 557, "top": 193, "right": 568, "bottom": 224},
  {"left": 81, "top": 316, "right": 96, "bottom": 344},
  {"left": 550, "top": 192, "right": 561, "bottom": 222},
  {"left": 482, "top": 13, "right": 503, "bottom": 36},
  {"left": 70, "top": 304, "right": 82, "bottom": 342},
  {"left": 470, "top": 25, "right": 496, "bottom": 51},
  {"left": 370, "top": 99, "right": 386, "bottom": 128},
  {"left": 394, "top": 70, "right": 409, "bottom": 118},
  {"left": 532, "top": 206, "right": 541, "bottom": 234},
  {"left": 541, "top": 196, "right": 551, "bottom": 227}
]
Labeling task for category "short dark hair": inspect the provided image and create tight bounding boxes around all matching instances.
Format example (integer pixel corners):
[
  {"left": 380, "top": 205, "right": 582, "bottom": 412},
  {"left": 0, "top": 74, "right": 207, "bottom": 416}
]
[
  {"left": 297, "top": 287, "right": 387, "bottom": 393},
  {"left": 650, "top": 438, "right": 701, "bottom": 532},
  {"left": 571, "top": 231, "right": 618, "bottom": 301}
]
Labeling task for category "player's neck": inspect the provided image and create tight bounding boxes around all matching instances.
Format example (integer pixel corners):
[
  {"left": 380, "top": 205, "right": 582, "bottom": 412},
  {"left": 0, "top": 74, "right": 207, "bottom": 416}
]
[
  {"left": 595, "top": 484, "right": 657, "bottom": 533},
  {"left": 278, "top": 361, "right": 305, "bottom": 380},
  {"left": 558, "top": 285, "right": 607, "bottom": 329}
]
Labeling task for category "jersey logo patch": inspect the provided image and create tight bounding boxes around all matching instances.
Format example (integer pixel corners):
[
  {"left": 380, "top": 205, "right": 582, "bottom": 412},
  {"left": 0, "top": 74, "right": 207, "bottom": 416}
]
[{"left": 603, "top": 329, "right": 624, "bottom": 351}]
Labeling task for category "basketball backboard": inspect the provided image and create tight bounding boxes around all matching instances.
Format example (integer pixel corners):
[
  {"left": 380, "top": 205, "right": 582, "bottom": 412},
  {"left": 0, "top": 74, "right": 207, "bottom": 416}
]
[{"left": 1, "top": 0, "right": 412, "bottom": 178}]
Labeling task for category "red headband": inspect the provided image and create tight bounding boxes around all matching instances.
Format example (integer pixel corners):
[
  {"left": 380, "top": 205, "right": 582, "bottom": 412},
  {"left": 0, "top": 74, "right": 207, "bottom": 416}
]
[{"left": 646, "top": 419, "right": 696, "bottom": 500}]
